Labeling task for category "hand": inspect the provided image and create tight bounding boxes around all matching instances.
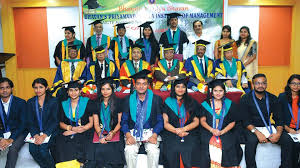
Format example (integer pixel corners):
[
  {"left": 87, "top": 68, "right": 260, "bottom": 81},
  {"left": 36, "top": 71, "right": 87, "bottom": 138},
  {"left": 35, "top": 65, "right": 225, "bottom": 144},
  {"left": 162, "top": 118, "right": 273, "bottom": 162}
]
[
  {"left": 255, "top": 131, "right": 269, "bottom": 143},
  {"left": 178, "top": 131, "right": 189, "bottom": 137},
  {"left": 297, "top": 130, "right": 300, "bottom": 134},
  {"left": 269, "top": 133, "right": 281, "bottom": 144},
  {"left": 76, "top": 126, "right": 86, "bottom": 133},
  {"left": 105, "top": 132, "right": 114, "bottom": 141},
  {"left": 242, "top": 83, "right": 248, "bottom": 88},
  {"left": 211, "top": 129, "right": 221, "bottom": 136},
  {"left": 63, "top": 130, "right": 76, "bottom": 136},
  {"left": 147, "top": 133, "right": 158, "bottom": 144},
  {"left": 1, "top": 139, "right": 13, "bottom": 150},
  {"left": 126, "top": 135, "right": 136, "bottom": 145},
  {"left": 34, "top": 134, "right": 47, "bottom": 145},
  {"left": 99, "top": 137, "right": 107, "bottom": 144},
  {"left": 175, "top": 128, "right": 185, "bottom": 135},
  {"left": 289, "top": 128, "right": 297, "bottom": 134},
  {"left": 225, "top": 80, "right": 233, "bottom": 88}
]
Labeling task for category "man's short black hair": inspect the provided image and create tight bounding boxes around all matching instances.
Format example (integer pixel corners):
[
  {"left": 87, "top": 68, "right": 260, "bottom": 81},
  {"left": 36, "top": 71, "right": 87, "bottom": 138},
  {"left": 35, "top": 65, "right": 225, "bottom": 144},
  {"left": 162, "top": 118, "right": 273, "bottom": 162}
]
[
  {"left": 252, "top": 73, "right": 267, "bottom": 82},
  {"left": 0, "top": 77, "right": 14, "bottom": 88}
]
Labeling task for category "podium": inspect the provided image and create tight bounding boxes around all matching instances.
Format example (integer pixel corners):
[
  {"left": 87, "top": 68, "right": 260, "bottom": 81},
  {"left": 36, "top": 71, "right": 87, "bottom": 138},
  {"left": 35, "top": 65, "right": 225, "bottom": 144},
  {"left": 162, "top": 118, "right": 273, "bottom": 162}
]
[{"left": 0, "top": 53, "right": 15, "bottom": 77}]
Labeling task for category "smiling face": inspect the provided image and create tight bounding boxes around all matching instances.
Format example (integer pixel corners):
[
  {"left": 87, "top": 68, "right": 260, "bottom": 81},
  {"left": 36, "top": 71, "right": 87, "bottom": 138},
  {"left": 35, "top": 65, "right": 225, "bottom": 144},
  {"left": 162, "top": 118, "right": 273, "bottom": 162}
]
[
  {"left": 132, "top": 48, "right": 142, "bottom": 61},
  {"left": 224, "top": 50, "right": 233, "bottom": 61},
  {"left": 289, "top": 78, "right": 300, "bottom": 93},
  {"left": 33, "top": 83, "right": 47, "bottom": 97},
  {"left": 67, "top": 87, "right": 80, "bottom": 100},
  {"left": 117, "top": 28, "right": 126, "bottom": 37},
  {"left": 101, "top": 83, "right": 113, "bottom": 99},
  {"left": 253, "top": 77, "right": 267, "bottom": 94},
  {"left": 196, "top": 45, "right": 206, "bottom": 58},
  {"left": 0, "top": 82, "right": 12, "bottom": 99},
  {"left": 143, "top": 27, "right": 152, "bottom": 38},
  {"left": 68, "top": 48, "right": 78, "bottom": 59},
  {"left": 164, "top": 49, "right": 174, "bottom": 61},
  {"left": 96, "top": 52, "right": 106, "bottom": 61},
  {"left": 135, "top": 78, "right": 149, "bottom": 95},
  {"left": 169, "top": 18, "right": 178, "bottom": 28},
  {"left": 240, "top": 28, "right": 249, "bottom": 39},
  {"left": 175, "top": 83, "right": 187, "bottom": 97},
  {"left": 64, "top": 30, "right": 74, "bottom": 40},
  {"left": 212, "top": 85, "right": 225, "bottom": 100},
  {"left": 193, "top": 21, "right": 203, "bottom": 34},
  {"left": 94, "top": 23, "right": 103, "bottom": 35}
]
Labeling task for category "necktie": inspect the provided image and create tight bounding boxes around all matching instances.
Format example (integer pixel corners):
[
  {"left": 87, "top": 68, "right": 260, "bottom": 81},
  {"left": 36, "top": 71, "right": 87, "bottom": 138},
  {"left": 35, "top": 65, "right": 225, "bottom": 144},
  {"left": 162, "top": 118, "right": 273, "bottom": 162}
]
[
  {"left": 173, "top": 30, "right": 176, "bottom": 39},
  {"left": 120, "top": 38, "right": 123, "bottom": 49},
  {"left": 134, "top": 62, "right": 139, "bottom": 72},
  {"left": 96, "top": 36, "right": 100, "bottom": 46},
  {"left": 200, "top": 59, "right": 205, "bottom": 75},
  {"left": 168, "top": 62, "right": 171, "bottom": 69},
  {"left": 100, "top": 63, "right": 103, "bottom": 78},
  {"left": 71, "top": 62, "right": 75, "bottom": 80}
]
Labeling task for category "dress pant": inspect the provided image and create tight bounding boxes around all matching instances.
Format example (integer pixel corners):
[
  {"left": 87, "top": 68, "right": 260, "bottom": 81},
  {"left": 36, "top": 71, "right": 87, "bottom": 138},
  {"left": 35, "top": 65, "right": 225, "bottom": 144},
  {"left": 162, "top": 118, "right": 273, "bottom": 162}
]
[
  {"left": 245, "top": 130, "right": 294, "bottom": 168},
  {"left": 124, "top": 141, "right": 160, "bottom": 168},
  {"left": 29, "top": 143, "right": 55, "bottom": 168},
  {"left": 5, "top": 134, "right": 26, "bottom": 168}
]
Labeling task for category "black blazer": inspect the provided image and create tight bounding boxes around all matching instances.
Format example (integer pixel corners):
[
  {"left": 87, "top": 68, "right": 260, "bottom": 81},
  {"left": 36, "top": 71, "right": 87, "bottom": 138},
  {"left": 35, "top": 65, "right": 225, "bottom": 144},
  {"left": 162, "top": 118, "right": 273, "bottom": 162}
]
[
  {"left": 278, "top": 92, "right": 299, "bottom": 127},
  {"left": 26, "top": 96, "right": 59, "bottom": 137},
  {"left": 0, "top": 96, "right": 27, "bottom": 140}
]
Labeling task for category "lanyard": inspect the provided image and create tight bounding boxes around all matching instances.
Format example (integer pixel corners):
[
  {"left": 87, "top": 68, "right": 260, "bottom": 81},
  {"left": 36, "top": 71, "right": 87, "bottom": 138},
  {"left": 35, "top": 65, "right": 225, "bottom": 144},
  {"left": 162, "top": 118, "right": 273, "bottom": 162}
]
[
  {"left": 252, "top": 91, "right": 273, "bottom": 134},
  {"left": 0, "top": 95, "right": 13, "bottom": 132},
  {"left": 68, "top": 97, "right": 80, "bottom": 127},
  {"left": 288, "top": 103, "right": 300, "bottom": 130},
  {"left": 176, "top": 101, "right": 186, "bottom": 142},
  {"left": 212, "top": 98, "right": 226, "bottom": 131},
  {"left": 35, "top": 97, "right": 44, "bottom": 132},
  {"left": 99, "top": 102, "right": 110, "bottom": 139}
]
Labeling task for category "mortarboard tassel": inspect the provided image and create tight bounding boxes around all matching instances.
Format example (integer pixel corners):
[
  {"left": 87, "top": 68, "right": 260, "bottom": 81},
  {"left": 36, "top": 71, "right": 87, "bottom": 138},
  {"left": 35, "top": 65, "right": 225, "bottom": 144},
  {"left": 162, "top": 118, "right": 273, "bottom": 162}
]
[
  {"left": 90, "top": 26, "right": 94, "bottom": 36},
  {"left": 160, "top": 44, "right": 163, "bottom": 60},
  {"left": 114, "top": 25, "right": 117, "bottom": 37},
  {"left": 221, "top": 47, "right": 224, "bottom": 61},
  {"left": 129, "top": 47, "right": 132, "bottom": 60}
]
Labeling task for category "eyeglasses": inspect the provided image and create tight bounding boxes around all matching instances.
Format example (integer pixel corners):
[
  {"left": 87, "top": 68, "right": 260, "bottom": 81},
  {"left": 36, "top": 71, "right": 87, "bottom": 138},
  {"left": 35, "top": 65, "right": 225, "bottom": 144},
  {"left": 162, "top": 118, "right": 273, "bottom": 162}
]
[
  {"left": 290, "top": 82, "right": 300, "bottom": 86},
  {"left": 254, "top": 82, "right": 267, "bottom": 86}
]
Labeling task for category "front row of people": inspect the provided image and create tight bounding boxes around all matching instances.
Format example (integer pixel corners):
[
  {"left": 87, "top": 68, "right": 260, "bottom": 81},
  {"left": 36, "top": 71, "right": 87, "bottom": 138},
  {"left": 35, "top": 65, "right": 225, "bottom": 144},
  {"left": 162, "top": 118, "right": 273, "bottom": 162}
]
[{"left": 0, "top": 73, "right": 299, "bottom": 168}]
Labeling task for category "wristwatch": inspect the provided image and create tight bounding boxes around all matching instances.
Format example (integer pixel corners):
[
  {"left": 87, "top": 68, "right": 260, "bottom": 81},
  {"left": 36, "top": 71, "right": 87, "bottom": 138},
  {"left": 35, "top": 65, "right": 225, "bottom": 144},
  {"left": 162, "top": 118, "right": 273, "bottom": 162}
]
[{"left": 251, "top": 128, "right": 257, "bottom": 133}]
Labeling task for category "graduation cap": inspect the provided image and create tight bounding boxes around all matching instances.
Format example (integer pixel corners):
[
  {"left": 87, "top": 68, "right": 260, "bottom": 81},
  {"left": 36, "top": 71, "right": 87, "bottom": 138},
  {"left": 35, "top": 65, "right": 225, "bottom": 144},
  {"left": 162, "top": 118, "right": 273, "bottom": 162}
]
[
  {"left": 138, "top": 21, "right": 154, "bottom": 38},
  {"left": 64, "top": 80, "right": 82, "bottom": 89},
  {"left": 84, "top": 0, "right": 100, "bottom": 9},
  {"left": 96, "top": 77, "right": 118, "bottom": 87},
  {"left": 165, "top": 13, "right": 182, "bottom": 26},
  {"left": 193, "top": 39, "right": 211, "bottom": 48},
  {"left": 62, "top": 26, "right": 76, "bottom": 33},
  {"left": 170, "top": 76, "right": 189, "bottom": 95},
  {"left": 131, "top": 43, "right": 144, "bottom": 51},
  {"left": 89, "top": 19, "right": 105, "bottom": 25},
  {"left": 206, "top": 79, "right": 229, "bottom": 99},
  {"left": 223, "top": 42, "right": 233, "bottom": 52},
  {"left": 129, "top": 69, "right": 152, "bottom": 81},
  {"left": 67, "top": 44, "right": 81, "bottom": 50},
  {"left": 115, "top": 23, "right": 128, "bottom": 29},
  {"left": 95, "top": 44, "right": 106, "bottom": 54},
  {"left": 162, "top": 43, "right": 175, "bottom": 51}
]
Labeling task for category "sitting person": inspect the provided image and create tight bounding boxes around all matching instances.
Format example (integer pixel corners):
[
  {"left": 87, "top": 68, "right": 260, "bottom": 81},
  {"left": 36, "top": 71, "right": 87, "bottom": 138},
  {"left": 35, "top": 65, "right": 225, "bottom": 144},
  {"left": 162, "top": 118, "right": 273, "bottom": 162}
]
[
  {"left": 199, "top": 79, "right": 242, "bottom": 168},
  {"left": 215, "top": 43, "right": 249, "bottom": 93},
  {"left": 121, "top": 70, "right": 164, "bottom": 168},
  {"left": 51, "top": 44, "right": 89, "bottom": 98},
  {"left": 0, "top": 78, "right": 27, "bottom": 168},
  {"left": 26, "top": 78, "right": 59, "bottom": 168},
  {"left": 119, "top": 44, "right": 152, "bottom": 89},
  {"left": 154, "top": 43, "right": 186, "bottom": 91},
  {"left": 161, "top": 77, "right": 201, "bottom": 168},
  {"left": 184, "top": 39, "right": 215, "bottom": 92}
]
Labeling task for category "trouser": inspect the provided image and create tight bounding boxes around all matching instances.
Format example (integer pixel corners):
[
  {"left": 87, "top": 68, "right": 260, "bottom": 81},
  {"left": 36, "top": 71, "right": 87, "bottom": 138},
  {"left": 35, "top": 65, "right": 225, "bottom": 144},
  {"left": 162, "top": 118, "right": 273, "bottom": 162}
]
[
  {"left": 124, "top": 141, "right": 160, "bottom": 168},
  {"left": 5, "top": 134, "right": 26, "bottom": 168},
  {"left": 84, "top": 161, "right": 124, "bottom": 168},
  {"left": 245, "top": 130, "right": 294, "bottom": 168},
  {"left": 29, "top": 143, "right": 55, "bottom": 168}
]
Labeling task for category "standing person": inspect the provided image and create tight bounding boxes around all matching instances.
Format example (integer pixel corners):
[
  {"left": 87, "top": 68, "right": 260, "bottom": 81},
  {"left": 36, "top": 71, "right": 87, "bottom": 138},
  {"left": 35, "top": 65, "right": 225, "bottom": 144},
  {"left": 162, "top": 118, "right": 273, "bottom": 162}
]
[
  {"left": 161, "top": 77, "right": 201, "bottom": 168},
  {"left": 241, "top": 74, "right": 294, "bottom": 168},
  {"left": 135, "top": 21, "right": 160, "bottom": 66},
  {"left": 86, "top": 77, "right": 125, "bottom": 168},
  {"left": 214, "top": 25, "right": 238, "bottom": 60},
  {"left": 0, "top": 78, "right": 27, "bottom": 168},
  {"left": 54, "top": 81, "right": 94, "bottom": 168},
  {"left": 199, "top": 79, "right": 242, "bottom": 168},
  {"left": 26, "top": 78, "right": 59, "bottom": 168},
  {"left": 159, "top": 13, "right": 189, "bottom": 61},
  {"left": 236, "top": 26, "right": 258, "bottom": 79},
  {"left": 108, "top": 23, "right": 134, "bottom": 70},
  {"left": 184, "top": 39, "right": 215, "bottom": 92},
  {"left": 53, "top": 26, "right": 86, "bottom": 66},
  {"left": 86, "top": 19, "right": 111, "bottom": 62},
  {"left": 121, "top": 70, "right": 164, "bottom": 168},
  {"left": 278, "top": 74, "right": 300, "bottom": 168}
]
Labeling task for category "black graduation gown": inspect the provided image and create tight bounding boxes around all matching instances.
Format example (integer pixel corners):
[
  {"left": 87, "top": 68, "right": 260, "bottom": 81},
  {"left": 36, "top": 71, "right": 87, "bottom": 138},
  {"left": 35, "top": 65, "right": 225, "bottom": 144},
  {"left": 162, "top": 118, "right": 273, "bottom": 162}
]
[
  {"left": 135, "top": 38, "right": 159, "bottom": 65},
  {"left": 53, "top": 40, "right": 86, "bottom": 66},
  {"left": 160, "top": 98, "right": 201, "bottom": 168},
  {"left": 109, "top": 37, "right": 133, "bottom": 67},
  {"left": 86, "top": 97, "right": 125, "bottom": 165},
  {"left": 159, "top": 29, "right": 189, "bottom": 55},
  {"left": 199, "top": 100, "right": 242, "bottom": 168},
  {"left": 54, "top": 99, "right": 95, "bottom": 163}
]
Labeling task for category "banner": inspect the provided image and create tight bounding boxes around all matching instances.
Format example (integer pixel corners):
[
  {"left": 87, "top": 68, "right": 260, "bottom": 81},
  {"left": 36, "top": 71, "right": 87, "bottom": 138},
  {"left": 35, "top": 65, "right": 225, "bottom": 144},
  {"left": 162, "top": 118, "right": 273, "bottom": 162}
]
[{"left": 81, "top": 0, "right": 224, "bottom": 59}]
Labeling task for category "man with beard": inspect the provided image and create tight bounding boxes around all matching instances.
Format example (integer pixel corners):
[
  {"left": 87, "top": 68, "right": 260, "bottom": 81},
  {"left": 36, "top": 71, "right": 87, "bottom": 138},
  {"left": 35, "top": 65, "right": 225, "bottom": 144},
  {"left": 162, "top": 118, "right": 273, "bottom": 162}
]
[
  {"left": 121, "top": 70, "right": 163, "bottom": 168},
  {"left": 241, "top": 74, "right": 294, "bottom": 168},
  {"left": 0, "top": 78, "right": 27, "bottom": 168}
]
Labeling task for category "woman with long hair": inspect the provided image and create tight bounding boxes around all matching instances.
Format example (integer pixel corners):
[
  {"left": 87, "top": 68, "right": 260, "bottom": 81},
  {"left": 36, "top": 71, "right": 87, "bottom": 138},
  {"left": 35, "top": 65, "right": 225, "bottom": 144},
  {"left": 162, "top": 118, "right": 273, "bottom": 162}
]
[
  {"left": 214, "top": 25, "right": 238, "bottom": 60},
  {"left": 199, "top": 79, "right": 242, "bottom": 168},
  {"left": 135, "top": 21, "right": 160, "bottom": 66},
  {"left": 86, "top": 77, "right": 125, "bottom": 168},
  {"left": 54, "top": 80, "right": 94, "bottom": 168},
  {"left": 161, "top": 77, "right": 201, "bottom": 168},
  {"left": 278, "top": 74, "right": 300, "bottom": 168},
  {"left": 27, "top": 78, "right": 58, "bottom": 168},
  {"left": 236, "top": 26, "right": 258, "bottom": 79}
]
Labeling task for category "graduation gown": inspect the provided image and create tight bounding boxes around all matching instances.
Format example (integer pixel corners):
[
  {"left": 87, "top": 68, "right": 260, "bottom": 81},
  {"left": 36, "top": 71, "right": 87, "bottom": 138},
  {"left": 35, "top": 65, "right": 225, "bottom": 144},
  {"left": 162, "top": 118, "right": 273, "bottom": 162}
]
[
  {"left": 86, "top": 58, "right": 119, "bottom": 83},
  {"left": 184, "top": 55, "right": 215, "bottom": 90},
  {"left": 54, "top": 97, "right": 95, "bottom": 163},
  {"left": 161, "top": 97, "right": 201, "bottom": 168},
  {"left": 153, "top": 59, "right": 186, "bottom": 90},
  {"left": 53, "top": 39, "right": 86, "bottom": 66},
  {"left": 109, "top": 36, "right": 133, "bottom": 70},
  {"left": 87, "top": 97, "right": 125, "bottom": 165},
  {"left": 119, "top": 60, "right": 152, "bottom": 88},
  {"left": 199, "top": 99, "right": 242, "bottom": 168},
  {"left": 86, "top": 34, "right": 111, "bottom": 62},
  {"left": 135, "top": 38, "right": 159, "bottom": 65},
  {"left": 159, "top": 28, "right": 189, "bottom": 55}
]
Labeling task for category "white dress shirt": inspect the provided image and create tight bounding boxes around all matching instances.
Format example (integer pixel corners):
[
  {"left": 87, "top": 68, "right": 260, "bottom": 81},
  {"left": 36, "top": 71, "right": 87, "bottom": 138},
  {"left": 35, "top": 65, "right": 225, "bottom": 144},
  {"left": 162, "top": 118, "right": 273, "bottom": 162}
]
[
  {"left": 98, "top": 60, "right": 106, "bottom": 78},
  {"left": 1, "top": 96, "right": 12, "bottom": 115}
]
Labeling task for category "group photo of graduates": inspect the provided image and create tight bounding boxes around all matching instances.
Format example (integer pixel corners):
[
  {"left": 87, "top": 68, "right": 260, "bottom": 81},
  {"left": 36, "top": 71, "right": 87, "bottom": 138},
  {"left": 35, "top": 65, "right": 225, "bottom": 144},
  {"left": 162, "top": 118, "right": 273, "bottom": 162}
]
[{"left": 0, "top": 1, "right": 300, "bottom": 168}]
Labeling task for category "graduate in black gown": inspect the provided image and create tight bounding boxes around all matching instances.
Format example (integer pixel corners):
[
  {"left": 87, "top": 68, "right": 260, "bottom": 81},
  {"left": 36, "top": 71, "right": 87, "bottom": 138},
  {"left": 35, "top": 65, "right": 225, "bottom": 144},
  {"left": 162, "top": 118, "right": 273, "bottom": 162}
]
[
  {"left": 53, "top": 26, "right": 86, "bottom": 66},
  {"left": 159, "top": 13, "right": 189, "bottom": 61},
  {"left": 54, "top": 81, "right": 95, "bottom": 167},
  {"left": 85, "top": 77, "right": 125, "bottom": 168},
  {"left": 161, "top": 77, "right": 201, "bottom": 168},
  {"left": 135, "top": 21, "right": 159, "bottom": 66},
  {"left": 199, "top": 79, "right": 242, "bottom": 168},
  {"left": 26, "top": 78, "right": 59, "bottom": 168}
]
